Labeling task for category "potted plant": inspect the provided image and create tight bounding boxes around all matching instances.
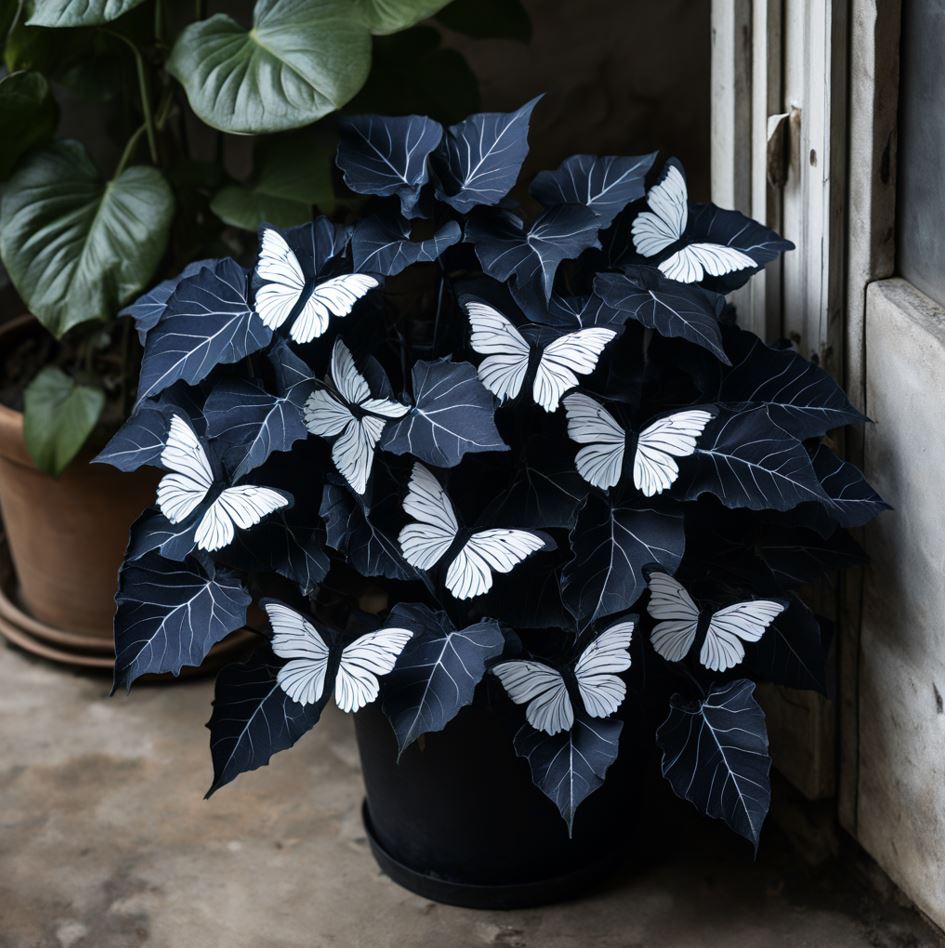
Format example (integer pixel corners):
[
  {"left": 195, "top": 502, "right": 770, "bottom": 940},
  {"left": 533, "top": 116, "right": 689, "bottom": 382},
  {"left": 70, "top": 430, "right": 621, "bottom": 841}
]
[
  {"left": 0, "top": 0, "right": 506, "bottom": 660},
  {"left": 102, "top": 98, "right": 887, "bottom": 907}
]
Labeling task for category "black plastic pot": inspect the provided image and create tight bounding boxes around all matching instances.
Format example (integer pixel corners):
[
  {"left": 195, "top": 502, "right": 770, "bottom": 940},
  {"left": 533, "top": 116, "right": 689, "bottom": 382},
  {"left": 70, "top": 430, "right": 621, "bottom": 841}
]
[{"left": 354, "top": 688, "right": 644, "bottom": 909}]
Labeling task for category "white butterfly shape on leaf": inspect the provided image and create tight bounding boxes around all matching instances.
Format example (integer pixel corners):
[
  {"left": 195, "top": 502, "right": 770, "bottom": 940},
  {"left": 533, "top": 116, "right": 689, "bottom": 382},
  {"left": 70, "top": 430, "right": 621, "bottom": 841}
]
[
  {"left": 464, "top": 300, "right": 616, "bottom": 412},
  {"left": 645, "top": 571, "right": 786, "bottom": 673},
  {"left": 630, "top": 161, "right": 757, "bottom": 284},
  {"left": 303, "top": 339, "right": 409, "bottom": 495},
  {"left": 397, "top": 462, "right": 548, "bottom": 600},
  {"left": 491, "top": 618, "right": 634, "bottom": 735},
  {"left": 254, "top": 228, "right": 379, "bottom": 344},
  {"left": 156, "top": 414, "right": 290, "bottom": 552},
  {"left": 562, "top": 393, "right": 714, "bottom": 496},
  {"left": 266, "top": 602, "right": 413, "bottom": 713}
]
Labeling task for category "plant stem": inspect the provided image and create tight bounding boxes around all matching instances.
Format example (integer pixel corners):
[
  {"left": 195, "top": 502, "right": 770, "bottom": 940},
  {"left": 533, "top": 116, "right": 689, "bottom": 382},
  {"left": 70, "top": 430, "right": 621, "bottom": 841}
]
[
  {"left": 194, "top": 0, "right": 206, "bottom": 19},
  {"left": 115, "top": 124, "right": 147, "bottom": 177},
  {"left": 107, "top": 31, "right": 158, "bottom": 164},
  {"left": 154, "top": 0, "right": 164, "bottom": 43}
]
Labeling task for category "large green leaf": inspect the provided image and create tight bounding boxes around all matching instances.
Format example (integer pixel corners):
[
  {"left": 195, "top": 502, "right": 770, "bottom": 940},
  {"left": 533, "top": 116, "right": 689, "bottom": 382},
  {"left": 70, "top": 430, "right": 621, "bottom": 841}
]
[
  {"left": 24, "top": 367, "right": 105, "bottom": 476},
  {"left": 357, "top": 0, "right": 450, "bottom": 34},
  {"left": 0, "top": 71, "right": 58, "bottom": 179},
  {"left": 167, "top": 0, "right": 372, "bottom": 135},
  {"left": 0, "top": 141, "right": 174, "bottom": 338},
  {"left": 27, "top": 0, "right": 147, "bottom": 27},
  {"left": 210, "top": 133, "right": 335, "bottom": 231}
]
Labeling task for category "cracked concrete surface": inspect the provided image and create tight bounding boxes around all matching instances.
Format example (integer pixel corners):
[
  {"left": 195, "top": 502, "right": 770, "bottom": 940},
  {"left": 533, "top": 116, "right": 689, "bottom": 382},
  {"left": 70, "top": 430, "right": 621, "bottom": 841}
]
[{"left": 0, "top": 644, "right": 940, "bottom": 948}]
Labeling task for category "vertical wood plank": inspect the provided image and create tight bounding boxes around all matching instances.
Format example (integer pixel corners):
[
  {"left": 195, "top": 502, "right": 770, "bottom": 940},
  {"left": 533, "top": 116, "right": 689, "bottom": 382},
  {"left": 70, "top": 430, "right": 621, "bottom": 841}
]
[{"left": 838, "top": 0, "right": 901, "bottom": 837}]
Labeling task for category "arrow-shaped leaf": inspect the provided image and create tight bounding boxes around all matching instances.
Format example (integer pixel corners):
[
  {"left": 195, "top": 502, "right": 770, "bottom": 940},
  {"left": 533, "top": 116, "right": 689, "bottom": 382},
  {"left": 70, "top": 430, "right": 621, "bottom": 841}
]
[
  {"left": 514, "top": 716, "right": 623, "bottom": 835},
  {"left": 382, "top": 603, "right": 505, "bottom": 754},
  {"left": 432, "top": 96, "right": 540, "bottom": 212},
  {"left": 530, "top": 152, "right": 657, "bottom": 226},
  {"left": 206, "top": 647, "right": 325, "bottom": 795},
  {"left": 381, "top": 358, "right": 508, "bottom": 468},
  {"left": 114, "top": 553, "right": 250, "bottom": 691},
  {"left": 657, "top": 679, "right": 771, "bottom": 849}
]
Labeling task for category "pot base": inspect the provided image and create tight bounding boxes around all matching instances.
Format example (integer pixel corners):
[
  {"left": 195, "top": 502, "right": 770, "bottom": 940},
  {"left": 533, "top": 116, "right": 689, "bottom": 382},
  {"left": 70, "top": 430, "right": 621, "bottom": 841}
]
[{"left": 362, "top": 800, "right": 622, "bottom": 910}]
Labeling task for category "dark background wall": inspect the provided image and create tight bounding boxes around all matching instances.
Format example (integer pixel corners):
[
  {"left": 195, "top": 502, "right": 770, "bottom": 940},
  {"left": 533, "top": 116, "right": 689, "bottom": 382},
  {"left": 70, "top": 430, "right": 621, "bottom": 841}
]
[{"left": 447, "top": 0, "right": 711, "bottom": 199}]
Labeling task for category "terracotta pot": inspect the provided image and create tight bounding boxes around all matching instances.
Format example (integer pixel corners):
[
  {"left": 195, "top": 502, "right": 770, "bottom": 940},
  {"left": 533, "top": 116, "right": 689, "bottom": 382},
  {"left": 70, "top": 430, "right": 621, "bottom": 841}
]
[{"left": 0, "top": 316, "right": 157, "bottom": 641}]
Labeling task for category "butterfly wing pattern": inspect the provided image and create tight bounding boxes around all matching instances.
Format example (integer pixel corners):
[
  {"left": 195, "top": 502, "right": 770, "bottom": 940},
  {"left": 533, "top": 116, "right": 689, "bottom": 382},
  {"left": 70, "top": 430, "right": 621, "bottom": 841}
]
[
  {"left": 632, "top": 409, "right": 714, "bottom": 497},
  {"left": 465, "top": 301, "right": 531, "bottom": 403},
  {"left": 303, "top": 340, "right": 408, "bottom": 495},
  {"left": 491, "top": 660, "right": 574, "bottom": 735},
  {"left": 646, "top": 571, "right": 701, "bottom": 663},
  {"left": 563, "top": 393, "right": 626, "bottom": 490},
  {"left": 398, "top": 462, "right": 547, "bottom": 599},
  {"left": 268, "top": 602, "right": 412, "bottom": 712},
  {"left": 631, "top": 161, "right": 756, "bottom": 284},
  {"left": 254, "top": 228, "right": 378, "bottom": 343},
  {"left": 701, "top": 600, "right": 786, "bottom": 672},
  {"left": 646, "top": 571, "right": 785, "bottom": 672},
  {"left": 573, "top": 619, "right": 634, "bottom": 718},
  {"left": 156, "top": 415, "right": 289, "bottom": 552},
  {"left": 156, "top": 414, "right": 213, "bottom": 522},
  {"left": 493, "top": 618, "right": 634, "bottom": 734},
  {"left": 533, "top": 328, "right": 616, "bottom": 412},
  {"left": 465, "top": 301, "right": 615, "bottom": 412},
  {"left": 268, "top": 602, "right": 331, "bottom": 707},
  {"left": 334, "top": 628, "right": 414, "bottom": 713}
]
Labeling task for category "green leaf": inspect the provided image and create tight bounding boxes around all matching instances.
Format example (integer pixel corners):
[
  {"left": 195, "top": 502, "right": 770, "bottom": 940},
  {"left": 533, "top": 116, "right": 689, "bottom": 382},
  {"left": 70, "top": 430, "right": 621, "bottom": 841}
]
[
  {"left": 0, "top": 71, "right": 58, "bottom": 179},
  {"left": 167, "top": 0, "right": 373, "bottom": 135},
  {"left": 27, "top": 0, "right": 147, "bottom": 27},
  {"left": 24, "top": 367, "right": 105, "bottom": 476},
  {"left": 436, "top": 0, "right": 531, "bottom": 41},
  {"left": 357, "top": 0, "right": 450, "bottom": 35},
  {"left": 210, "top": 132, "right": 335, "bottom": 231},
  {"left": 0, "top": 141, "right": 174, "bottom": 338}
]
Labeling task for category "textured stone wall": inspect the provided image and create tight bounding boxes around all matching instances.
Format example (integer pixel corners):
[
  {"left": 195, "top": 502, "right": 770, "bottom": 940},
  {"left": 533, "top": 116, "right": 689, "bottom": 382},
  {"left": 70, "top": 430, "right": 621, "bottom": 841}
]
[{"left": 446, "top": 0, "right": 711, "bottom": 199}]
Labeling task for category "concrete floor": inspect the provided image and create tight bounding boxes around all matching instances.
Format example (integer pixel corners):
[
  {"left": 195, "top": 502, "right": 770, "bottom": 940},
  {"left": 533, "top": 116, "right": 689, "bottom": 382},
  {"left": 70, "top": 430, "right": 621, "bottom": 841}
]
[{"left": 0, "top": 642, "right": 940, "bottom": 948}]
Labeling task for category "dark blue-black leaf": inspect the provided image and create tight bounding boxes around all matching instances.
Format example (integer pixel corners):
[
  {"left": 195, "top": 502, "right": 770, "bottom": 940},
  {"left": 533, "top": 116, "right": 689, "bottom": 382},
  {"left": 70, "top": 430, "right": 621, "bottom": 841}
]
[
  {"left": 113, "top": 553, "right": 250, "bottom": 691},
  {"left": 542, "top": 292, "right": 628, "bottom": 330},
  {"left": 743, "top": 595, "right": 829, "bottom": 694},
  {"left": 223, "top": 510, "right": 329, "bottom": 596},
  {"left": 594, "top": 267, "right": 729, "bottom": 363},
  {"left": 482, "top": 437, "right": 588, "bottom": 529},
  {"left": 530, "top": 152, "right": 657, "bottom": 226},
  {"left": 351, "top": 215, "right": 461, "bottom": 276},
  {"left": 657, "top": 679, "right": 771, "bottom": 849},
  {"left": 466, "top": 205, "right": 601, "bottom": 307},
  {"left": 336, "top": 113, "right": 443, "bottom": 218},
  {"left": 381, "top": 603, "right": 505, "bottom": 754},
  {"left": 758, "top": 524, "right": 865, "bottom": 588},
  {"left": 125, "top": 507, "right": 198, "bottom": 563},
  {"left": 562, "top": 493, "right": 684, "bottom": 626},
  {"left": 206, "top": 647, "right": 325, "bottom": 796},
  {"left": 717, "top": 328, "right": 865, "bottom": 438},
  {"left": 137, "top": 258, "right": 271, "bottom": 404},
  {"left": 93, "top": 404, "right": 169, "bottom": 472},
  {"left": 119, "top": 259, "right": 217, "bottom": 343},
  {"left": 381, "top": 358, "right": 508, "bottom": 468},
  {"left": 204, "top": 342, "right": 315, "bottom": 480},
  {"left": 432, "top": 96, "right": 540, "bottom": 213},
  {"left": 320, "top": 480, "right": 416, "bottom": 582},
  {"left": 676, "top": 406, "right": 828, "bottom": 511},
  {"left": 514, "top": 716, "right": 623, "bottom": 835},
  {"left": 809, "top": 442, "right": 890, "bottom": 528}
]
